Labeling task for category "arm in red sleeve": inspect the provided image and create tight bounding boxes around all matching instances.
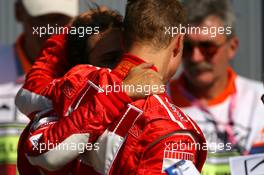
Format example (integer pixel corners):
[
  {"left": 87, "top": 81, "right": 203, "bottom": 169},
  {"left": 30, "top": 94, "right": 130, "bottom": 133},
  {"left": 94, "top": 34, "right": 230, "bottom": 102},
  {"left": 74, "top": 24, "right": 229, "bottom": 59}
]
[
  {"left": 15, "top": 34, "right": 70, "bottom": 118},
  {"left": 21, "top": 68, "right": 131, "bottom": 172},
  {"left": 15, "top": 34, "right": 131, "bottom": 119}
]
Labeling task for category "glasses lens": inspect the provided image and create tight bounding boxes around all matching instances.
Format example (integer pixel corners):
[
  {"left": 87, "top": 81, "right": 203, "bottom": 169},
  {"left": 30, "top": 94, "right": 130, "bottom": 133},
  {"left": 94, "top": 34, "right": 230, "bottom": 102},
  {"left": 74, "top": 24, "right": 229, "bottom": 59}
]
[
  {"left": 183, "top": 41, "right": 194, "bottom": 58},
  {"left": 199, "top": 41, "right": 220, "bottom": 57},
  {"left": 183, "top": 40, "right": 224, "bottom": 58}
]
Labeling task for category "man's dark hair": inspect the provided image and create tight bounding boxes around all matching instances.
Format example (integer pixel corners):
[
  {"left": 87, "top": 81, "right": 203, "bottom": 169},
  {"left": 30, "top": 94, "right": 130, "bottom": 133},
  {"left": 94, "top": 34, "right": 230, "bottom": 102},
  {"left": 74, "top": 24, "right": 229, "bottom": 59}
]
[
  {"left": 183, "top": 0, "right": 236, "bottom": 38},
  {"left": 124, "top": 0, "right": 185, "bottom": 49},
  {"left": 67, "top": 9, "right": 123, "bottom": 66}
]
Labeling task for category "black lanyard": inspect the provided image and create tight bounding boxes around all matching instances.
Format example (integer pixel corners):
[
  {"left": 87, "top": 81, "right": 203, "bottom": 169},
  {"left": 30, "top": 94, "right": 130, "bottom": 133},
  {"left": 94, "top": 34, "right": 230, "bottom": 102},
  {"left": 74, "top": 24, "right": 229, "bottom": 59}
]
[{"left": 178, "top": 85, "right": 238, "bottom": 147}]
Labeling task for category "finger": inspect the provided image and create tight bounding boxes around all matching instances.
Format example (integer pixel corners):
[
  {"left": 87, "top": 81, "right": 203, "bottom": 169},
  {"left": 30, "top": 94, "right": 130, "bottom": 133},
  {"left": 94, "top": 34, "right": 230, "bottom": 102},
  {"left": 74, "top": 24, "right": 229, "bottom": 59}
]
[
  {"left": 144, "top": 69, "right": 163, "bottom": 80},
  {"left": 79, "top": 11, "right": 93, "bottom": 18},
  {"left": 148, "top": 85, "right": 166, "bottom": 95},
  {"left": 130, "top": 63, "right": 154, "bottom": 75},
  {"left": 135, "top": 63, "right": 154, "bottom": 69}
]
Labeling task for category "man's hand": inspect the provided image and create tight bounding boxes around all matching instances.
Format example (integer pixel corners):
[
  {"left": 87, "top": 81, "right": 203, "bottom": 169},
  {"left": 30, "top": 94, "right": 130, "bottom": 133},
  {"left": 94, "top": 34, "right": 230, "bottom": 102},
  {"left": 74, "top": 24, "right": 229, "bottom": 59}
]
[{"left": 123, "top": 63, "right": 166, "bottom": 100}]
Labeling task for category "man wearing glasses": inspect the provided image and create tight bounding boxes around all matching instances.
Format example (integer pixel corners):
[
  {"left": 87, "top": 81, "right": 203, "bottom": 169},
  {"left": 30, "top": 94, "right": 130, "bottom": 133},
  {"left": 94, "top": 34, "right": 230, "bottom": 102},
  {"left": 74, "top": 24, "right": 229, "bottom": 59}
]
[{"left": 169, "top": 0, "right": 264, "bottom": 174}]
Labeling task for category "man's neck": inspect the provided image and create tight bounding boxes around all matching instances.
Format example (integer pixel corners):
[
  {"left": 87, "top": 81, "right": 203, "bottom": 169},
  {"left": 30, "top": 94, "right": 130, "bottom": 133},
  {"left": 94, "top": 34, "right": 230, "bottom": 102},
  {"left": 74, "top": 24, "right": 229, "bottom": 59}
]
[
  {"left": 185, "top": 72, "right": 229, "bottom": 103},
  {"left": 128, "top": 43, "right": 169, "bottom": 82}
]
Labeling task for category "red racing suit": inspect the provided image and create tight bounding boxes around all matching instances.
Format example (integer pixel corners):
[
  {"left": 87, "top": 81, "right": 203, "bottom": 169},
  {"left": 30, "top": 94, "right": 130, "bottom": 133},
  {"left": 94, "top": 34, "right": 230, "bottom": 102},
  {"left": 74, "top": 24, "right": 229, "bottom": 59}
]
[
  {"left": 16, "top": 34, "right": 207, "bottom": 174},
  {"left": 16, "top": 34, "right": 132, "bottom": 174}
]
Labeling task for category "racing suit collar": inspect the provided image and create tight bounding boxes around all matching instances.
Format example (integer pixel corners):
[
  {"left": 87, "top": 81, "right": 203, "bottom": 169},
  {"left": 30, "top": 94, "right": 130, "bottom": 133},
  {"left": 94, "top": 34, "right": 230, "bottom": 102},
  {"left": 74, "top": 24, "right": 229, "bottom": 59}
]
[{"left": 113, "top": 53, "right": 158, "bottom": 79}]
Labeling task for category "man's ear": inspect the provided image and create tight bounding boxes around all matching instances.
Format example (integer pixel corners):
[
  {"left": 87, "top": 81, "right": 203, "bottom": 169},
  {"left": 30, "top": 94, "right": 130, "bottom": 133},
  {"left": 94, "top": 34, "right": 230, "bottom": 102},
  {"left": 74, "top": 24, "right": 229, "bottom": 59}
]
[
  {"left": 228, "top": 36, "right": 239, "bottom": 61},
  {"left": 173, "top": 34, "right": 184, "bottom": 57}
]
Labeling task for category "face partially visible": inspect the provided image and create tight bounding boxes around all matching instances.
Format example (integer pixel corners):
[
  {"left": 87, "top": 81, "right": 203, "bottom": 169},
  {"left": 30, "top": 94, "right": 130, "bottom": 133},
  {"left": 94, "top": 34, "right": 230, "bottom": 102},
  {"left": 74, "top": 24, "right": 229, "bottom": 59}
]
[
  {"left": 87, "top": 29, "right": 123, "bottom": 69},
  {"left": 16, "top": 2, "right": 71, "bottom": 58},
  {"left": 183, "top": 15, "right": 238, "bottom": 88},
  {"left": 25, "top": 14, "right": 71, "bottom": 45}
]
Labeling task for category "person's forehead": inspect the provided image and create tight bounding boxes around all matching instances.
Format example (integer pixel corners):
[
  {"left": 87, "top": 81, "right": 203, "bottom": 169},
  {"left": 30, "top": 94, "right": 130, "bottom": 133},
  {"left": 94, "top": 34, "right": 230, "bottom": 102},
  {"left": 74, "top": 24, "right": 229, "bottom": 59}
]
[
  {"left": 28, "top": 13, "right": 71, "bottom": 26},
  {"left": 186, "top": 15, "right": 226, "bottom": 41},
  {"left": 31, "top": 13, "right": 70, "bottom": 20}
]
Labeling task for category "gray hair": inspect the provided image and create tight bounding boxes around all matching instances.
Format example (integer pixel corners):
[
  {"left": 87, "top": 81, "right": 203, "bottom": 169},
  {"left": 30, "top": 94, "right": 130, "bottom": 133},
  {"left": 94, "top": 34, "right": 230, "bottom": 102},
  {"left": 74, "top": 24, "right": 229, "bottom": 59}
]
[{"left": 182, "top": 0, "right": 236, "bottom": 38}]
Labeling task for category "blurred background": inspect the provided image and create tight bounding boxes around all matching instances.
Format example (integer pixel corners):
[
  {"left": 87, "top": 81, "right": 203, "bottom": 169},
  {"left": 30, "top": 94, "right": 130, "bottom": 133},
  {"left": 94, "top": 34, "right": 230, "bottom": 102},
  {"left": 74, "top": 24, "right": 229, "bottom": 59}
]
[{"left": 0, "top": 0, "right": 263, "bottom": 81}]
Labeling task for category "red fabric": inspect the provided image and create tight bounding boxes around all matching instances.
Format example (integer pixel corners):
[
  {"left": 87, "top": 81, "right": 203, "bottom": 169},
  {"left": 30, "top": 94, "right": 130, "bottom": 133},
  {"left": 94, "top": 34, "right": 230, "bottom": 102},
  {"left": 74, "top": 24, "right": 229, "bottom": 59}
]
[
  {"left": 17, "top": 34, "right": 132, "bottom": 175},
  {"left": 110, "top": 93, "right": 207, "bottom": 174},
  {"left": 0, "top": 164, "right": 17, "bottom": 175},
  {"left": 17, "top": 34, "right": 206, "bottom": 175}
]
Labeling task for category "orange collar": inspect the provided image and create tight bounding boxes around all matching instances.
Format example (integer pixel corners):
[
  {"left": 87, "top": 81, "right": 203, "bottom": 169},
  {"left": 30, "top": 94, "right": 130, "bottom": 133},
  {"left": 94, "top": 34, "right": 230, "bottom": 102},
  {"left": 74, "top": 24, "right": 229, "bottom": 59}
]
[
  {"left": 170, "top": 67, "right": 237, "bottom": 107},
  {"left": 15, "top": 35, "right": 32, "bottom": 74},
  {"left": 113, "top": 53, "right": 158, "bottom": 79}
]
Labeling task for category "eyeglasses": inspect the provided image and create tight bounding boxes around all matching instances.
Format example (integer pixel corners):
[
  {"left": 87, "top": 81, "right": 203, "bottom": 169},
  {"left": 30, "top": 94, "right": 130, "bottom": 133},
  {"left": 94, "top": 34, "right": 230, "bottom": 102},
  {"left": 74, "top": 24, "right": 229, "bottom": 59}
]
[{"left": 183, "top": 40, "right": 227, "bottom": 58}]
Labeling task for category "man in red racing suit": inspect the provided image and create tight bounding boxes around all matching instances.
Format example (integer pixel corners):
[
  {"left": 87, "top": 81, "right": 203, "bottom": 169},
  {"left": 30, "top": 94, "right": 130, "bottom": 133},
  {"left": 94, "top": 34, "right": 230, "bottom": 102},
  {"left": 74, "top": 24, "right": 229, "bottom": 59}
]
[
  {"left": 16, "top": 33, "right": 133, "bottom": 174},
  {"left": 16, "top": 9, "right": 166, "bottom": 174},
  {"left": 16, "top": 1, "right": 207, "bottom": 174},
  {"left": 17, "top": 43, "right": 207, "bottom": 175}
]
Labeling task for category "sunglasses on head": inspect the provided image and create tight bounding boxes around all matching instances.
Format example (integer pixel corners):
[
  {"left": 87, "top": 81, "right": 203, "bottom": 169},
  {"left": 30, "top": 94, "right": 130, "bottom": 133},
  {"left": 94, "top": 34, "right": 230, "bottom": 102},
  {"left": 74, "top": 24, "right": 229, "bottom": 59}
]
[{"left": 183, "top": 40, "right": 226, "bottom": 58}]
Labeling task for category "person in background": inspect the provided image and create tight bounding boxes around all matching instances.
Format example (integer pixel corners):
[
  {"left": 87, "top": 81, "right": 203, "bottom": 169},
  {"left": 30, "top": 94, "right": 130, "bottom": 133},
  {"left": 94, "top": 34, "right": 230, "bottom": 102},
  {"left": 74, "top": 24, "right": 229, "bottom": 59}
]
[
  {"left": 0, "top": 0, "right": 78, "bottom": 174},
  {"left": 169, "top": 0, "right": 264, "bottom": 174}
]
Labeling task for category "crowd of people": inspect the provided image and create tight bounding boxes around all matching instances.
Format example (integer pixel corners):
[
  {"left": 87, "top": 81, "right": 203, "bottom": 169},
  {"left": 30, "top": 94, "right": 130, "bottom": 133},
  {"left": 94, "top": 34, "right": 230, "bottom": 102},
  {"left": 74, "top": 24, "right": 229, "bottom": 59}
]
[{"left": 0, "top": 0, "right": 263, "bottom": 174}]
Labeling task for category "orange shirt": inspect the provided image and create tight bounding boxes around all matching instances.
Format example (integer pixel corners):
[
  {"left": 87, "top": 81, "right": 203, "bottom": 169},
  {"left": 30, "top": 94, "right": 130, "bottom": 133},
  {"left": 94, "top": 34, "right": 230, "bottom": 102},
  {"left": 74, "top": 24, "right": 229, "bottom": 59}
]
[{"left": 169, "top": 67, "right": 237, "bottom": 107}]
